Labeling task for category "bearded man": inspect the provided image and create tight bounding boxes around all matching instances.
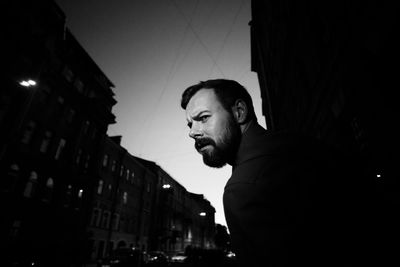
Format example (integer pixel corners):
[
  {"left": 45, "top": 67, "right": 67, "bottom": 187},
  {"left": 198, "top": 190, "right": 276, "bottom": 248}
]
[{"left": 181, "top": 79, "right": 370, "bottom": 266}]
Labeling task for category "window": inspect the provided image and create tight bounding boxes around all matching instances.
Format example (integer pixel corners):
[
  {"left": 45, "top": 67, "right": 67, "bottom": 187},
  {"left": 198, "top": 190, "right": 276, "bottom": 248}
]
[
  {"left": 9, "top": 220, "right": 21, "bottom": 240},
  {"left": 78, "top": 189, "right": 83, "bottom": 198},
  {"left": 23, "top": 171, "right": 38, "bottom": 198},
  {"left": 83, "top": 120, "right": 90, "bottom": 135},
  {"left": 4, "top": 164, "right": 19, "bottom": 192},
  {"left": 90, "top": 208, "right": 100, "bottom": 227},
  {"left": 39, "top": 131, "right": 53, "bottom": 153},
  {"left": 112, "top": 213, "right": 120, "bottom": 231},
  {"left": 126, "top": 169, "right": 130, "bottom": 181},
  {"left": 76, "top": 149, "right": 82, "bottom": 164},
  {"left": 66, "top": 108, "right": 76, "bottom": 123},
  {"left": 57, "top": 96, "right": 65, "bottom": 104},
  {"left": 123, "top": 192, "right": 128, "bottom": 205},
  {"left": 55, "top": 138, "right": 66, "bottom": 160},
  {"left": 111, "top": 160, "right": 116, "bottom": 172},
  {"left": 130, "top": 171, "right": 135, "bottom": 184},
  {"left": 119, "top": 165, "right": 125, "bottom": 177},
  {"left": 73, "top": 78, "right": 84, "bottom": 93},
  {"left": 97, "top": 180, "right": 104, "bottom": 195},
  {"left": 146, "top": 182, "right": 151, "bottom": 193},
  {"left": 102, "top": 154, "right": 109, "bottom": 168},
  {"left": 101, "top": 211, "right": 110, "bottom": 229},
  {"left": 84, "top": 155, "right": 90, "bottom": 170},
  {"left": 64, "top": 184, "right": 73, "bottom": 207},
  {"left": 42, "top": 177, "right": 54, "bottom": 202},
  {"left": 62, "top": 66, "right": 74, "bottom": 82},
  {"left": 21, "top": 120, "right": 36, "bottom": 144}
]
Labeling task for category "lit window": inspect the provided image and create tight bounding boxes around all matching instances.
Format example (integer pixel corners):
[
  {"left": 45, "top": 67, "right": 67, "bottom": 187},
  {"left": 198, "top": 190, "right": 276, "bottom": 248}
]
[
  {"left": 97, "top": 180, "right": 104, "bottom": 195},
  {"left": 120, "top": 165, "right": 125, "bottom": 177},
  {"left": 126, "top": 169, "right": 130, "bottom": 181},
  {"left": 55, "top": 138, "right": 66, "bottom": 160},
  {"left": 23, "top": 171, "right": 38, "bottom": 198},
  {"left": 123, "top": 192, "right": 128, "bottom": 204},
  {"left": 131, "top": 171, "right": 135, "bottom": 183},
  {"left": 39, "top": 131, "right": 53, "bottom": 153},
  {"left": 78, "top": 189, "right": 83, "bottom": 198},
  {"left": 102, "top": 154, "right": 109, "bottom": 168}
]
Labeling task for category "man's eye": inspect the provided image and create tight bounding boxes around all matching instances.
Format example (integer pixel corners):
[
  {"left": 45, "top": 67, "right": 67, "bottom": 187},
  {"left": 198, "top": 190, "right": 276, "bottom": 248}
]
[{"left": 200, "top": 115, "right": 209, "bottom": 122}]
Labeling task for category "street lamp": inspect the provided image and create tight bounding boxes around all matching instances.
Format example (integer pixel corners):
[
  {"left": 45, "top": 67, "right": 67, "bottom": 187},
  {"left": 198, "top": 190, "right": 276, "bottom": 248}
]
[
  {"left": 162, "top": 184, "right": 171, "bottom": 189},
  {"left": 19, "top": 79, "right": 37, "bottom": 87},
  {"left": 199, "top": 212, "right": 206, "bottom": 217}
]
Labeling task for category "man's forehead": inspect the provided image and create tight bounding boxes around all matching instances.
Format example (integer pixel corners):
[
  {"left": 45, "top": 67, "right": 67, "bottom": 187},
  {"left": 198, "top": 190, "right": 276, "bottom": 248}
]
[
  {"left": 186, "top": 89, "right": 217, "bottom": 115},
  {"left": 188, "top": 88, "right": 217, "bottom": 108}
]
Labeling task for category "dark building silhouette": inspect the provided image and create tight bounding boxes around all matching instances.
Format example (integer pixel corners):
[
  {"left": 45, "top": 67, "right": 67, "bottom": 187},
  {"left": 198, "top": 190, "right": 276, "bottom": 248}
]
[
  {"left": 138, "top": 159, "right": 216, "bottom": 253},
  {"left": 2, "top": 2, "right": 217, "bottom": 266},
  {"left": 86, "top": 135, "right": 158, "bottom": 261},
  {"left": 251, "top": 0, "right": 399, "bottom": 263},
  {"left": 2, "top": 0, "right": 117, "bottom": 265}
]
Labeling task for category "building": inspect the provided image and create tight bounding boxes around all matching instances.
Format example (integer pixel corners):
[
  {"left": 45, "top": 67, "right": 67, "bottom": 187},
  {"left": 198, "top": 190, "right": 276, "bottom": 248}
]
[
  {"left": 87, "top": 136, "right": 157, "bottom": 261},
  {"left": 2, "top": 1, "right": 217, "bottom": 266},
  {"left": 250, "top": 0, "right": 399, "bottom": 262},
  {"left": 138, "top": 160, "right": 216, "bottom": 254},
  {"left": 2, "top": 0, "right": 116, "bottom": 265}
]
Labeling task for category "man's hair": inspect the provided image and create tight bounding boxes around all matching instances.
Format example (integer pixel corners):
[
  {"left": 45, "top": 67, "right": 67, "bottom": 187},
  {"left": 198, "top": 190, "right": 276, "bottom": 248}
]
[{"left": 181, "top": 79, "right": 257, "bottom": 122}]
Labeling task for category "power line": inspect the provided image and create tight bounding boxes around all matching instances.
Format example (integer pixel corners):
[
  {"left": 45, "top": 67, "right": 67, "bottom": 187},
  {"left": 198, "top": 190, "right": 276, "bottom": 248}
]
[
  {"left": 207, "top": 0, "right": 246, "bottom": 78},
  {"left": 170, "top": 0, "right": 226, "bottom": 77},
  {"left": 136, "top": 0, "right": 200, "bottom": 155}
]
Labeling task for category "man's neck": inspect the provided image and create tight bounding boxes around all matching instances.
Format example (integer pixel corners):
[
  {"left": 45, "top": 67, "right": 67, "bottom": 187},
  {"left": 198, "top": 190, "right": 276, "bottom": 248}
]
[{"left": 240, "top": 119, "right": 255, "bottom": 135}]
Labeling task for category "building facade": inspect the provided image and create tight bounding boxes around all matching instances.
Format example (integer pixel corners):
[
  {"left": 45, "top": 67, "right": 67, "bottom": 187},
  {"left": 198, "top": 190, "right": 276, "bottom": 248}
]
[
  {"left": 2, "top": 0, "right": 117, "bottom": 265},
  {"left": 2, "top": 1, "right": 217, "bottom": 266},
  {"left": 250, "top": 0, "right": 400, "bottom": 262}
]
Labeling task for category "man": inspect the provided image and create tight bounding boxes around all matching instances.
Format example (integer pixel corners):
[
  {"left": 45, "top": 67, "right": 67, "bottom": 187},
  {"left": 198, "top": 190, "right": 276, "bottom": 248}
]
[{"left": 181, "top": 79, "right": 371, "bottom": 266}]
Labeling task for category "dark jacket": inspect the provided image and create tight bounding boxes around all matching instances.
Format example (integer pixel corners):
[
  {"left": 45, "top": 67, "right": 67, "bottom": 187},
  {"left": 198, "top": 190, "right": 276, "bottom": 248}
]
[{"left": 223, "top": 122, "right": 371, "bottom": 266}]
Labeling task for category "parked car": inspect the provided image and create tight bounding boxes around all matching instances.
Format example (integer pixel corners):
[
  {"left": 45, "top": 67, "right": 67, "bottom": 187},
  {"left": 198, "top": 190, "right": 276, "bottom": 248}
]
[
  {"left": 145, "top": 251, "right": 168, "bottom": 266},
  {"left": 98, "top": 247, "right": 146, "bottom": 267},
  {"left": 169, "top": 252, "right": 187, "bottom": 263}
]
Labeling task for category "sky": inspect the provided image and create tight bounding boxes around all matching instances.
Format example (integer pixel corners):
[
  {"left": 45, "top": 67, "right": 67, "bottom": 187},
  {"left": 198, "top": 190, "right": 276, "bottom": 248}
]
[{"left": 56, "top": 0, "right": 266, "bottom": 227}]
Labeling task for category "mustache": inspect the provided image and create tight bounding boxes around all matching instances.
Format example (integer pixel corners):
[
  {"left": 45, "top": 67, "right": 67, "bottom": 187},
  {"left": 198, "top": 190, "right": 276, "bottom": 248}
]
[{"left": 195, "top": 138, "right": 216, "bottom": 151}]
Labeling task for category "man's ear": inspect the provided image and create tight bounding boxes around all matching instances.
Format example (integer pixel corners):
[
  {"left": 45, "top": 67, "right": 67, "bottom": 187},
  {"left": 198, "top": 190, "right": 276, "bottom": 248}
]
[{"left": 232, "top": 99, "right": 248, "bottom": 124}]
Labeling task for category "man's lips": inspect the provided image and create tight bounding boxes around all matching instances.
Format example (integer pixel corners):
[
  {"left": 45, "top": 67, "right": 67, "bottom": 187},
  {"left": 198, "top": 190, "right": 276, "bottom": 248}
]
[{"left": 195, "top": 138, "right": 214, "bottom": 151}]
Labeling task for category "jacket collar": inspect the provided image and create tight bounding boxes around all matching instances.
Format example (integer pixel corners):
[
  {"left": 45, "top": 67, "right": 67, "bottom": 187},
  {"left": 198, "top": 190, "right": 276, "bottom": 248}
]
[{"left": 232, "top": 121, "right": 271, "bottom": 167}]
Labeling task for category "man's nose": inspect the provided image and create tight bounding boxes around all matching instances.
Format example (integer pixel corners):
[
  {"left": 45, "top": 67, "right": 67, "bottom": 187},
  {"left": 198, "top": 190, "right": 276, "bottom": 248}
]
[{"left": 189, "top": 123, "right": 203, "bottom": 139}]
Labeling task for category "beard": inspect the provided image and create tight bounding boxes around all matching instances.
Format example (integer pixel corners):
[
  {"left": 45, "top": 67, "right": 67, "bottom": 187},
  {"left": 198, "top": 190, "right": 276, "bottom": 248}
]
[{"left": 195, "top": 116, "right": 241, "bottom": 168}]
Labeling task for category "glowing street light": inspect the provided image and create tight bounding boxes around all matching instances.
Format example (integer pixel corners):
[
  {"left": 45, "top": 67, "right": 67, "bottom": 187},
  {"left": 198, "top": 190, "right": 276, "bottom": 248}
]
[
  {"left": 19, "top": 79, "right": 37, "bottom": 87},
  {"left": 199, "top": 212, "right": 206, "bottom": 217},
  {"left": 162, "top": 184, "right": 171, "bottom": 189}
]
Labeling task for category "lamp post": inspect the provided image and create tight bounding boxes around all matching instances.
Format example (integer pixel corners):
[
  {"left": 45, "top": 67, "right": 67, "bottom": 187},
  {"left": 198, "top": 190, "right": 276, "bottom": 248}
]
[
  {"left": 199, "top": 212, "right": 206, "bottom": 248},
  {"left": 0, "top": 78, "right": 38, "bottom": 162}
]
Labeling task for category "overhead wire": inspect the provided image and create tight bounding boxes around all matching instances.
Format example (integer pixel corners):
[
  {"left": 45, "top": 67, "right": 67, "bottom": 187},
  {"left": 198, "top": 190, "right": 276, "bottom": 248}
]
[
  {"left": 170, "top": 0, "right": 223, "bottom": 80},
  {"left": 207, "top": 0, "right": 246, "bottom": 78},
  {"left": 136, "top": 0, "right": 200, "bottom": 155},
  {"left": 170, "top": 0, "right": 226, "bottom": 77}
]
